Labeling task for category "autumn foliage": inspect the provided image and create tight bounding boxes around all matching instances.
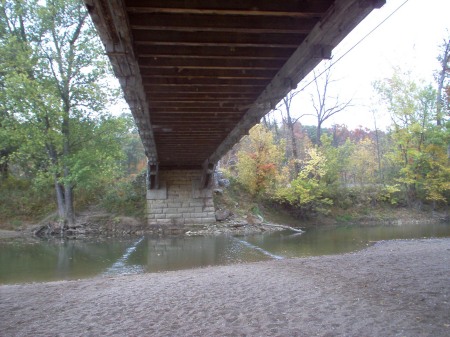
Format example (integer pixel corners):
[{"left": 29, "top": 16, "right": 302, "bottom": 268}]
[
  {"left": 236, "top": 125, "right": 284, "bottom": 197},
  {"left": 226, "top": 66, "right": 449, "bottom": 216}
]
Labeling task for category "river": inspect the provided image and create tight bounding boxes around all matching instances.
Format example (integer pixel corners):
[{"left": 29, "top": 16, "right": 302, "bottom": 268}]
[{"left": 1, "top": 222, "right": 449, "bottom": 284}]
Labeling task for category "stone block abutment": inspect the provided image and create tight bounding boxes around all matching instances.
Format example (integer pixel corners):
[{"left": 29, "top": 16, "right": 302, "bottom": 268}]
[{"left": 146, "top": 170, "right": 215, "bottom": 227}]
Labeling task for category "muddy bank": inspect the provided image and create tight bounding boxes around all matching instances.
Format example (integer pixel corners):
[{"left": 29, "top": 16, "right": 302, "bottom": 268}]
[
  {"left": 12, "top": 212, "right": 286, "bottom": 239},
  {"left": 1, "top": 238, "right": 449, "bottom": 337},
  {"left": 0, "top": 230, "right": 21, "bottom": 239},
  {"left": 2, "top": 202, "right": 447, "bottom": 239}
]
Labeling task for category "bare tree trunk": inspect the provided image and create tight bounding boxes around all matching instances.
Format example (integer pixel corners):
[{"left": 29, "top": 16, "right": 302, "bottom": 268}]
[
  {"left": 436, "top": 38, "right": 450, "bottom": 126},
  {"left": 316, "top": 121, "right": 322, "bottom": 146},
  {"left": 62, "top": 113, "right": 75, "bottom": 226},
  {"left": 372, "top": 110, "right": 383, "bottom": 183},
  {"left": 286, "top": 108, "right": 300, "bottom": 175},
  {"left": 309, "top": 65, "right": 352, "bottom": 147},
  {"left": 279, "top": 94, "right": 301, "bottom": 176},
  {"left": 54, "top": 177, "right": 65, "bottom": 219},
  {"left": 47, "top": 141, "right": 67, "bottom": 221},
  {"left": 64, "top": 182, "right": 75, "bottom": 225}
]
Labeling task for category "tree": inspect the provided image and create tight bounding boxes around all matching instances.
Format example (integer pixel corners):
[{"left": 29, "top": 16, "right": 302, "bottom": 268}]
[
  {"left": 236, "top": 125, "right": 285, "bottom": 197},
  {"left": 371, "top": 108, "right": 384, "bottom": 183},
  {"left": 276, "top": 90, "right": 302, "bottom": 176},
  {"left": 320, "top": 134, "right": 353, "bottom": 188},
  {"left": 0, "top": 110, "right": 18, "bottom": 179},
  {"left": 308, "top": 64, "right": 352, "bottom": 146},
  {"left": 374, "top": 69, "right": 450, "bottom": 206},
  {"left": 435, "top": 35, "right": 450, "bottom": 126},
  {"left": 348, "top": 138, "right": 379, "bottom": 186},
  {"left": 275, "top": 147, "right": 332, "bottom": 217},
  {"left": 435, "top": 35, "right": 450, "bottom": 163},
  {"left": 0, "top": 0, "right": 121, "bottom": 224}
]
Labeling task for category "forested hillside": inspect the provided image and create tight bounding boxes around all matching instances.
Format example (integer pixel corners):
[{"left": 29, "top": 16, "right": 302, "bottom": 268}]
[
  {"left": 0, "top": 1, "right": 448, "bottom": 230},
  {"left": 220, "top": 65, "right": 449, "bottom": 219}
]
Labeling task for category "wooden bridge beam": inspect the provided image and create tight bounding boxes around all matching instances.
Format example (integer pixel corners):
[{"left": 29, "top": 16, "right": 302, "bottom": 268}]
[
  {"left": 146, "top": 161, "right": 159, "bottom": 190},
  {"left": 200, "top": 161, "right": 215, "bottom": 189},
  {"left": 208, "top": 0, "right": 386, "bottom": 164}
]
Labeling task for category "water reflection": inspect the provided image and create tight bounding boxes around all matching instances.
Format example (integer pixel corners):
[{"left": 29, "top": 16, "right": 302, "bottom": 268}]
[
  {"left": 0, "top": 238, "right": 137, "bottom": 283},
  {"left": 246, "top": 223, "right": 450, "bottom": 258},
  {"left": 0, "top": 222, "right": 449, "bottom": 284},
  {"left": 126, "top": 235, "right": 269, "bottom": 273}
]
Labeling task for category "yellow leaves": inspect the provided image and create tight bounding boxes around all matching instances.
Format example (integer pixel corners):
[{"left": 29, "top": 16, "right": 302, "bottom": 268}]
[
  {"left": 423, "top": 159, "right": 450, "bottom": 203},
  {"left": 377, "top": 184, "right": 401, "bottom": 205},
  {"left": 298, "top": 147, "right": 327, "bottom": 180},
  {"left": 236, "top": 125, "right": 284, "bottom": 197},
  {"left": 374, "top": 70, "right": 449, "bottom": 205},
  {"left": 274, "top": 145, "right": 332, "bottom": 213},
  {"left": 348, "top": 137, "right": 378, "bottom": 185},
  {"left": 409, "top": 122, "right": 422, "bottom": 134}
]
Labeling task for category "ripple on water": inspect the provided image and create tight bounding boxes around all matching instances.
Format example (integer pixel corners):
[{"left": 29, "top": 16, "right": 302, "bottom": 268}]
[{"left": 103, "top": 237, "right": 145, "bottom": 276}]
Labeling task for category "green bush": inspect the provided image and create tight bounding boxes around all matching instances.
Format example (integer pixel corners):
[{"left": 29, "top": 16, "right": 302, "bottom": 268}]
[
  {"left": 377, "top": 184, "right": 402, "bottom": 205},
  {"left": 0, "top": 176, "right": 54, "bottom": 228},
  {"left": 100, "top": 172, "right": 146, "bottom": 218}
]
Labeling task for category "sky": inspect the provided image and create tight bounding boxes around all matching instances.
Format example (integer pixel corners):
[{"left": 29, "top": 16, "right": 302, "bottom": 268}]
[{"left": 287, "top": 0, "right": 450, "bottom": 130}]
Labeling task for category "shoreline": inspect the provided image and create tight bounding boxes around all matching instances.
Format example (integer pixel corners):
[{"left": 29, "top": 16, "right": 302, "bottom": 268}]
[
  {"left": 1, "top": 238, "right": 449, "bottom": 336},
  {"left": 1, "top": 210, "right": 447, "bottom": 240}
]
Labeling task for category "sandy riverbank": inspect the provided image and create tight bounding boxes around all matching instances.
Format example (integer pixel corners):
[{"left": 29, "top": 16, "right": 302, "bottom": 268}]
[{"left": 1, "top": 238, "right": 449, "bottom": 336}]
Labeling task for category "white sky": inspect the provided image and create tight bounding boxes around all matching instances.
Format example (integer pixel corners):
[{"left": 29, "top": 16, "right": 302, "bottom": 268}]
[{"left": 287, "top": 0, "right": 450, "bottom": 130}]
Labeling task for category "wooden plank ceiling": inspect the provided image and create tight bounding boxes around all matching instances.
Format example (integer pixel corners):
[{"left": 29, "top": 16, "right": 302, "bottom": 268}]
[{"left": 85, "top": 0, "right": 384, "bottom": 170}]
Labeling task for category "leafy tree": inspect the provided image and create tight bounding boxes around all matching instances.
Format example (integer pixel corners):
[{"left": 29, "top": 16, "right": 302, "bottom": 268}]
[
  {"left": 0, "top": 0, "right": 123, "bottom": 224},
  {"left": 275, "top": 147, "right": 332, "bottom": 217},
  {"left": 319, "top": 134, "right": 353, "bottom": 188},
  {"left": 236, "top": 124, "right": 285, "bottom": 197},
  {"left": 374, "top": 70, "right": 450, "bottom": 206},
  {"left": 348, "top": 138, "right": 379, "bottom": 186},
  {"left": 435, "top": 35, "right": 450, "bottom": 126}
]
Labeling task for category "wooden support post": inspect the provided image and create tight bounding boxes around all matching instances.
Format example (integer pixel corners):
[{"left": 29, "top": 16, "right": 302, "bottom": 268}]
[
  {"left": 200, "top": 161, "right": 215, "bottom": 189},
  {"left": 146, "top": 161, "right": 159, "bottom": 190}
]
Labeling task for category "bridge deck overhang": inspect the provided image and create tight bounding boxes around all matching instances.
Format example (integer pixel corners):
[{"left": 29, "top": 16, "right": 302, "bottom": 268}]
[{"left": 85, "top": 0, "right": 385, "bottom": 171}]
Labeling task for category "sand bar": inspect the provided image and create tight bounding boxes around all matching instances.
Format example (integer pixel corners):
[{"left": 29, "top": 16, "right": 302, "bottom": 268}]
[{"left": 1, "top": 238, "right": 449, "bottom": 336}]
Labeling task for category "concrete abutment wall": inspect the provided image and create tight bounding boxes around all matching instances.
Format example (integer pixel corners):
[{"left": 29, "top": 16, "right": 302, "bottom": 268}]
[{"left": 146, "top": 170, "right": 216, "bottom": 226}]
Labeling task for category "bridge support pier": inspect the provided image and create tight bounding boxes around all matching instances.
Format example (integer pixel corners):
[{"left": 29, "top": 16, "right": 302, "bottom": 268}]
[{"left": 146, "top": 170, "right": 216, "bottom": 227}]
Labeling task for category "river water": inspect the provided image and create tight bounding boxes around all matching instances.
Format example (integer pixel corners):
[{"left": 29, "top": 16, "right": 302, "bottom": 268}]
[{"left": 1, "top": 222, "right": 449, "bottom": 284}]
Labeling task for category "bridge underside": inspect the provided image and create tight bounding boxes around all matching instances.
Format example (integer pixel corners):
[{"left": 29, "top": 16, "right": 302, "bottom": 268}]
[{"left": 85, "top": 0, "right": 384, "bottom": 226}]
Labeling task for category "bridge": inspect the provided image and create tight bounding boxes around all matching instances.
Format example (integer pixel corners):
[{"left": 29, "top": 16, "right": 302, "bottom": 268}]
[{"left": 85, "top": 0, "right": 384, "bottom": 226}]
